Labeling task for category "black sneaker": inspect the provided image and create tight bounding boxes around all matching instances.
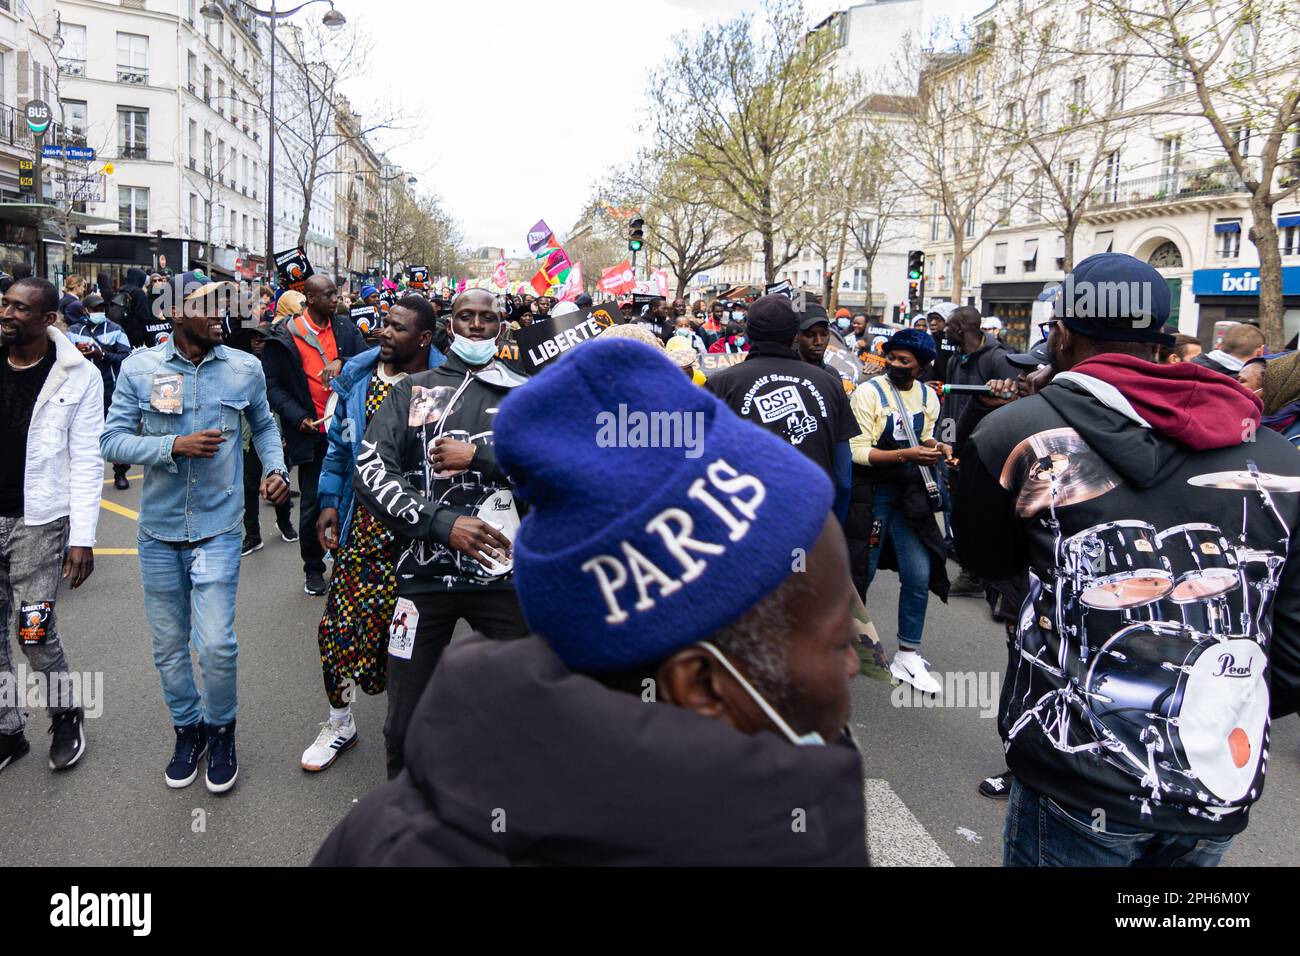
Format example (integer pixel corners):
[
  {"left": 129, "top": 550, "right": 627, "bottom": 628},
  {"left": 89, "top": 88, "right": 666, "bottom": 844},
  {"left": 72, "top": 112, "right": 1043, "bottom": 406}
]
[
  {"left": 0, "top": 731, "right": 30, "bottom": 773},
  {"left": 49, "top": 707, "right": 86, "bottom": 771},
  {"left": 113, "top": 470, "right": 131, "bottom": 491},
  {"left": 240, "top": 537, "right": 264, "bottom": 557},
  {"left": 204, "top": 720, "right": 238, "bottom": 793},
  {"left": 165, "top": 723, "right": 207, "bottom": 788},
  {"left": 978, "top": 770, "right": 1013, "bottom": 800},
  {"left": 304, "top": 570, "right": 326, "bottom": 595},
  {"left": 279, "top": 522, "right": 300, "bottom": 543}
]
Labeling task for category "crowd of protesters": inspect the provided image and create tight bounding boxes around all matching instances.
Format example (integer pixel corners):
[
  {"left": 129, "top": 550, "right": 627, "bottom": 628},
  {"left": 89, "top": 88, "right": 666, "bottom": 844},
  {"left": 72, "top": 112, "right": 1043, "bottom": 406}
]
[{"left": 1, "top": 252, "right": 1299, "bottom": 868}]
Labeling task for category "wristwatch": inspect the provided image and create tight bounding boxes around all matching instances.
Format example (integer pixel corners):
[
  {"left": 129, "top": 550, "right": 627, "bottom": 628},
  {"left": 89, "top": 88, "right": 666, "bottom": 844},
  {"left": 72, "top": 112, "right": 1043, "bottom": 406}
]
[{"left": 267, "top": 469, "right": 290, "bottom": 484}]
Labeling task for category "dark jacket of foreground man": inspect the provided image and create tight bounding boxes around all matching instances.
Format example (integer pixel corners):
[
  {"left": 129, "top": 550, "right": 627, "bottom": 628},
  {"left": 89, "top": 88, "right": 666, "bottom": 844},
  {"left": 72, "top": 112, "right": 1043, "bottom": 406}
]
[{"left": 313, "top": 635, "right": 868, "bottom": 866}]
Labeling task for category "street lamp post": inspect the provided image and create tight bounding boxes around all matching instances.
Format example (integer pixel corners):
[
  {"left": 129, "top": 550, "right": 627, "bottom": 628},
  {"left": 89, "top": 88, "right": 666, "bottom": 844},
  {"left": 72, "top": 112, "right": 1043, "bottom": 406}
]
[{"left": 200, "top": 0, "right": 345, "bottom": 283}]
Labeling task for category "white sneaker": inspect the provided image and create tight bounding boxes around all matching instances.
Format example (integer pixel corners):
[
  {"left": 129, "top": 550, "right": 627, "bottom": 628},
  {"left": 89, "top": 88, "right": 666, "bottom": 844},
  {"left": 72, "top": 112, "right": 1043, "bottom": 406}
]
[
  {"left": 300, "top": 716, "right": 357, "bottom": 772},
  {"left": 890, "top": 652, "right": 943, "bottom": 696}
]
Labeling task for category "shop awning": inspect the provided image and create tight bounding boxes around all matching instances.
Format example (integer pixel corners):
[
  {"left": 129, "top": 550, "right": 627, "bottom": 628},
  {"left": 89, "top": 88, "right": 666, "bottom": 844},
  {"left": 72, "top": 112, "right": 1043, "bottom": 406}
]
[
  {"left": 993, "top": 243, "right": 1008, "bottom": 268},
  {"left": 1091, "top": 230, "right": 1114, "bottom": 255},
  {"left": 1022, "top": 238, "right": 1038, "bottom": 263},
  {"left": 1278, "top": 214, "right": 1300, "bottom": 229},
  {"left": 1214, "top": 220, "right": 1241, "bottom": 234}
]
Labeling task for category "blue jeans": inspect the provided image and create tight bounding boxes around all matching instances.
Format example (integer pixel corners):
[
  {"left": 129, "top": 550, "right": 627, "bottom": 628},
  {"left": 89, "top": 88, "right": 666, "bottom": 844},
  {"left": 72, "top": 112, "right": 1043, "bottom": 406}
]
[
  {"left": 865, "top": 486, "right": 930, "bottom": 650},
  {"left": 137, "top": 529, "right": 243, "bottom": 727},
  {"left": 1003, "top": 779, "right": 1235, "bottom": 867}
]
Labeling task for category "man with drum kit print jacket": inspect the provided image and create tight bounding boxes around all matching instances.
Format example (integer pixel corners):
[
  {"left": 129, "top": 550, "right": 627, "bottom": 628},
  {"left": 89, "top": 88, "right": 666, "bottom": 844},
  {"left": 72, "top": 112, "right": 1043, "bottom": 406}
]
[
  {"left": 352, "top": 289, "right": 530, "bottom": 779},
  {"left": 954, "top": 254, "right": 1300, "bottom": 867}
]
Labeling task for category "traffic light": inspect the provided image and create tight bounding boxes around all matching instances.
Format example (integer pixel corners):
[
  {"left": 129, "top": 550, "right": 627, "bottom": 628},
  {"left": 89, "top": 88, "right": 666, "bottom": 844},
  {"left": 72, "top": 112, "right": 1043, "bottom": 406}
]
[
  {"left": 907, "top": 249, "right": 924, "bottom": 281},
  {"left": 628, "top": 218, "right": 644, "bottom": 253},
  {"left": 908, "top": 280, "right": 920, "bottom": 300}
]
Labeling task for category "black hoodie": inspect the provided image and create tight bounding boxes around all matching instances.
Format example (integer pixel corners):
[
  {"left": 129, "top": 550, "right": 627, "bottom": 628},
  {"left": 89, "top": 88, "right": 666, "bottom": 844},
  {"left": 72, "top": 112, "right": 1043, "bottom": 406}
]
[
  {"left": 312, "top": 635, "right": 869, "bottom": 866},
  {"left": 955, "top": 357, "right": 1300, "bottom": 836}
]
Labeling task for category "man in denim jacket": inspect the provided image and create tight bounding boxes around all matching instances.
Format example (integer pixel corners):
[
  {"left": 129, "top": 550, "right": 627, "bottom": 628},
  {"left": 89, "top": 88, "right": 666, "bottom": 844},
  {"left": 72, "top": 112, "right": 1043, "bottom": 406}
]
[{"left": 102, "top": 272, "right": 289, "bottom": 794}]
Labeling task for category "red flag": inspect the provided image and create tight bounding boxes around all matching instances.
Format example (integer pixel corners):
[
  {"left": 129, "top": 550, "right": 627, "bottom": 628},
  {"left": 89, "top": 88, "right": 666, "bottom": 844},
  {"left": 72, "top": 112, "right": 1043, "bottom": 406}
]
[
  {"left": 598, "top": 260, "right": 636, "bottom": 295},
  {"left": 529, "top": 268, "right": 552, "bottom": 296}
]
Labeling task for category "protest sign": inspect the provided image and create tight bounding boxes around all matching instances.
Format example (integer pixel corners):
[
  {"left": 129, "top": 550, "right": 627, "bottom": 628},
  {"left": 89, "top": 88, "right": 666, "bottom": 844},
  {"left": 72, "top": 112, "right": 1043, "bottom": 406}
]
[
  {"left": 409, "top": 267, "right": 429, "bottom": 290},
  {"left": 350, "top": 304, "right": 380, "bottom": 336},
  {"left": 765, "top": 280, "right": 793, "bottom": 299},
  {"left": 698, "top": 352, "right": 747, "bottom": 378},
  {"left": 599, "top": 260, "right": 636, "bottom": 295},
  {"left": 274, "top": 247, "right": 313, "bottom": 292},
  {"left": 513, "top": 302, "right": 618, "bottom": 375}
]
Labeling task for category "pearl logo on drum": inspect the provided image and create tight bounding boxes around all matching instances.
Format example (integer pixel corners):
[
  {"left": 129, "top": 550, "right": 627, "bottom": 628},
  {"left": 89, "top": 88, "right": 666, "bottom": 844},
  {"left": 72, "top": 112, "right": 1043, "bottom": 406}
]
[{"left": 1213, "top": 654, "right": 1253, "bottom": 678}]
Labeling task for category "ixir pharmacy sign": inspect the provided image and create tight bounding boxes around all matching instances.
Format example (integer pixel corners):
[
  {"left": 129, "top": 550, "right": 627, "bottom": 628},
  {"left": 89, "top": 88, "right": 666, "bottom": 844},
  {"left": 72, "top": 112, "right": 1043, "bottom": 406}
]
[{"left": 1193, "top": 266, "right": 1300, "bottom": 297}]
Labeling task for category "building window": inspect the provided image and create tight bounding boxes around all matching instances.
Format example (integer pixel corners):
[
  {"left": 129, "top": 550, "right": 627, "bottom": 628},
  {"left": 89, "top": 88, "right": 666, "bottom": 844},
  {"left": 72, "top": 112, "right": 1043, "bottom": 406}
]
[
  {"left": 973, "top": 68, "right": 984, "bottom": 103},
  {"left": 61, "top": 100, "right": 87, "bottom": 142},
  {"left": 118, "top": 109, "right": 148, "bottom": 159},
  {"left": 1065, "top": 159, "right": 1079, "bottom": 201},
  {"left": 930, "top": 202, "right": 939, "bottom": 242},
  {"left": 1110, "top": 63, "right": 1126, "bottom": 110},
  {"left": 1160, "top": 136, "right": 1182, "bottom": 192},
  {"left": 1215, "top": 219, "right": 1242, "bottom": 258},
  {"left": 188, "top": 52, "right": 198, "bottom": 91},
  {"left": 1232, "top": 124, "right": 1252, "bottom": 159},
  {"left": 118, "top": 186, "right": 148, "bottom": 232},
  {"left": 59, "top": 23, "right": 87, "bottom": 75},
  {"left": 993, "top": 242, "right": 1008, "bottom": 275},
  {"left": 218, "top": 78, "right": 226, "bottom": 116},
  {"left": 965, "top": 208, "right": 975, "bottom": 238},
  {"left": 1036, "top": 90, "right": 1050, "bottom": 128},
  {"left": 1069, "top": 77, "right": 1085, "bottom": 123},
  {"left": 116, "top": 32, "right": 149, "bottom": 85},
  {"left": 1282, "top": 223, "right": 1299, "bottom": 256},
  {"left": 1148, "top": 241, "right": 1183, "bottom": 268},
  {"left": 1103, "top": 150, "right": 1121, "bottom": 203},
  {"left": 189, "top": 194, "right": 199, "bottom": 235},
  {"left": 1077, "top": 9, "right": 1091, "bottom": 48},
  {"left": 203, "top": 66, "right": 211, "bottom": 104},
  {"left": 852, "top": 267, "right": 867, "bottom": 291},
  {"left": 1022, "top": 238, "right": 1039, "bottom": 273},
  {"left": 188, "top": 120, "right": 198, "bottom": 168},
  {"left": 961, "top": 256, "right": 971, "bottom": 288}
]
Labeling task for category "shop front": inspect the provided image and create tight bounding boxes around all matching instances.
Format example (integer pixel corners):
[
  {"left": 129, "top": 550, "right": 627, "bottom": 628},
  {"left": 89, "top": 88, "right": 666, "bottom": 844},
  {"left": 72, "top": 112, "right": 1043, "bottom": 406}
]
[
  {"left": 979, "top": 280, "right": 1050, "bottom": 351},
  {"left": 1191, "top": 266, "right": 1300, "bottom": 346}
]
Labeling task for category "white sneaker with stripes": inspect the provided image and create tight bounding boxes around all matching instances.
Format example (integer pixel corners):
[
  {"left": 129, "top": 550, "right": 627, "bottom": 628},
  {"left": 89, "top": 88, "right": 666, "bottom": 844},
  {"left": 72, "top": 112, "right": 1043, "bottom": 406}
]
[{"left": 300, "top": 716, "right": 357, "bottom": 772}]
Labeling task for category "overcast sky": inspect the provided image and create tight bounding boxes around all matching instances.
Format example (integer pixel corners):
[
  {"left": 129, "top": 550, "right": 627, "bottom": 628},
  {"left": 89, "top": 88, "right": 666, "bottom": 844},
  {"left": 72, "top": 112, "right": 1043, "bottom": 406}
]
[{"left": 339, "top": 0, "right": 979, "bottom": 257}]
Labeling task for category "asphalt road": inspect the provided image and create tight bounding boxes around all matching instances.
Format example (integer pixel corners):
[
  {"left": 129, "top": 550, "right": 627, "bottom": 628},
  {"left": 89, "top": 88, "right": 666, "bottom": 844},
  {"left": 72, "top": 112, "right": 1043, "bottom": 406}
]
[{"left": 2, "top": 465, "right": 1297, "bottom": 866}]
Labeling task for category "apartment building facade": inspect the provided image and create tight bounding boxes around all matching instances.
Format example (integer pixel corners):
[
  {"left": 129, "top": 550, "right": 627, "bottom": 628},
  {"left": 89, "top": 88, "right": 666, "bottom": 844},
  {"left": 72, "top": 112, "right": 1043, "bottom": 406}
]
[{"left": 918, "top": 0, "right": 1300, "bottom": 350}]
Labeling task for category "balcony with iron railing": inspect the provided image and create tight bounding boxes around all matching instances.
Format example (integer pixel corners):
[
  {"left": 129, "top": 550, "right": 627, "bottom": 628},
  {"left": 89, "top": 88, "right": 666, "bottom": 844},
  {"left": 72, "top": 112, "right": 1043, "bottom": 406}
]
[
  {"left": 117, "top": 66, "right": 149, "bottom": 86},
  {"left": 58, "top": 57, "right": 86, "bottom": 77},
  {"left": 1085, "top": 164, "right": 1246, "bottom": 213},
  {"left": 119, "top": 144, "right": 149, "bottom": 160}
]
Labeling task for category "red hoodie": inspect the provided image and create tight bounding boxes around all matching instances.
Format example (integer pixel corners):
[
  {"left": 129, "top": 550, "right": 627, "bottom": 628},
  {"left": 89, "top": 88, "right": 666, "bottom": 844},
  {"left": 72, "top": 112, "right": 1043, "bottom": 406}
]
[{"left": 1071, "top": 353, "right": 1262, "bottom": 451}]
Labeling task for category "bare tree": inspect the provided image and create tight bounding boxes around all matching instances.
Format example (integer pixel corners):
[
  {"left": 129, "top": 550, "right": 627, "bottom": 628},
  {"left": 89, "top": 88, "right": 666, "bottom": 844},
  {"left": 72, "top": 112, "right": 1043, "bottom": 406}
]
[
  {"left": 650, "top": 0, "right": 852, "bottom": 283},
  {"left": 607, "top": 152, "right": 747, "bottom": 298},
  {"left": 887, "top": 26, "right": 1036, "bottom": 303},
  {"left": 265, "top": 21, "right": 408, "bottom": 251},
  {"left": 1090, "top": 0, "right": 1300, "bottom": 347}
]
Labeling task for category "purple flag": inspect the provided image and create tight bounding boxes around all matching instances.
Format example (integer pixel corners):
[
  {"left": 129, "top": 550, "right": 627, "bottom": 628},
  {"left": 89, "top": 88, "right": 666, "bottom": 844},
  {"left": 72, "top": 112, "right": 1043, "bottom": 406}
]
[{"left": 527, "top": 219, "right": 554, "bottom": 255}]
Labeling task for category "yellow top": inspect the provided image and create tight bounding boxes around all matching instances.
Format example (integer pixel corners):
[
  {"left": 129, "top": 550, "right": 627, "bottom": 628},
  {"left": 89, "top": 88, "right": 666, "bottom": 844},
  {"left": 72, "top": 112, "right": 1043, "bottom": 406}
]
[{"left": 849, "top": 376, "right": 938, "bottom": 466}]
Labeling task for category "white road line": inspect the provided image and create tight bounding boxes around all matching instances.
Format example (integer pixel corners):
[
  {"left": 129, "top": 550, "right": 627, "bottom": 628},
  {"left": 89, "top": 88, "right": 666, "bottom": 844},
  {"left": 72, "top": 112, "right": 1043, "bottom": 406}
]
[{"left": 865, "top": 779, "right": 954, "bottom": 867}]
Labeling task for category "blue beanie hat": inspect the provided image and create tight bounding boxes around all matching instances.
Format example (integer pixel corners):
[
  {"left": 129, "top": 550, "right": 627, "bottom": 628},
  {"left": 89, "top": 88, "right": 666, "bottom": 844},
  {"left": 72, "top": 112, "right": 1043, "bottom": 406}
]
[
  {"left": 494, "top": 338, "right": 833, "bottom": 672},
  {"left": 884, "top": 327, "right": 937, "bottom": 364},
  {"left": 360, "top": 284, "right": 379, "bottom": 300}
]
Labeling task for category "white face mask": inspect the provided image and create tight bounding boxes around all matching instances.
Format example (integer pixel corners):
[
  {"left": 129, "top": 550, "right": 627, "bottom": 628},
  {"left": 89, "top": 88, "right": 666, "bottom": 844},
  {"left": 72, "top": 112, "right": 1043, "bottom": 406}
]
[
  {"left": 450, "top": 333, "right": 498, "bottom": 366},
  {"left": 696, "top": 641, "right": 825, "bottom": 746}
]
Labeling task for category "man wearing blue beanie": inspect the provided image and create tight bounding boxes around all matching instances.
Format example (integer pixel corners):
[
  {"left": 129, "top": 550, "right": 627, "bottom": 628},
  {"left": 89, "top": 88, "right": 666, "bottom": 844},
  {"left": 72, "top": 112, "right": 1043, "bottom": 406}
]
[{"left": 314, "top": 338, "right": 867, "bottom": 866}]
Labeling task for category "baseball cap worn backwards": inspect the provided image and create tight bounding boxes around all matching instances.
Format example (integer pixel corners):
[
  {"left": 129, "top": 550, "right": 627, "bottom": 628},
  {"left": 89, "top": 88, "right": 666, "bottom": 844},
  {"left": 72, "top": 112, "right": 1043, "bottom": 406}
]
[
  {"left": 1054, "top": 252, "right": 1174, "bottom": 346},
  {"left": 493, "top": 337, "right": 833, "bottom": 672}
]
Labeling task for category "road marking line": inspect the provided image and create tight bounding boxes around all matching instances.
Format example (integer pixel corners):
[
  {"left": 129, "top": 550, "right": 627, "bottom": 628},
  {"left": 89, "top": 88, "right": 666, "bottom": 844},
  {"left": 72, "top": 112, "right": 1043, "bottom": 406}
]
[
  {"left": 93, "top": 548, "right": 138, "bottom": 555},
  {"left": 102, "top": 474, "right": 143, "bottom": 485},
  {"left": 865, "top": 779, "right": 955, "bottom": 867},
  {"left": 99, "top": 499, "right": 139, "bottom": 521}
]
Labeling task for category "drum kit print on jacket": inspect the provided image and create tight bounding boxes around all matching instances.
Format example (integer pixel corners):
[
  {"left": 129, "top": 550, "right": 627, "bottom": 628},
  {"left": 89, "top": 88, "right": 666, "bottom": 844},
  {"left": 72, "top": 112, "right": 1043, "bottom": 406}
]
[{"left": 998, "top": 426, "right": 1295, "bottom": 825}]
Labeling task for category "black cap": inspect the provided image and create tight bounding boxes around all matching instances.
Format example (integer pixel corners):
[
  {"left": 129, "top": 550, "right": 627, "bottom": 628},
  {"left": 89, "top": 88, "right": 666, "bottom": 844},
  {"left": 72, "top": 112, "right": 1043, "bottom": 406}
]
[
  {"left": 746, "top": 294, "right": 798, "bottom": 343},
  {"left": 1007, "top": 338, "right": 1050, "bottom": 370},
  {"left": 797, "top": 302, "right": 830, "bottom": 331}
]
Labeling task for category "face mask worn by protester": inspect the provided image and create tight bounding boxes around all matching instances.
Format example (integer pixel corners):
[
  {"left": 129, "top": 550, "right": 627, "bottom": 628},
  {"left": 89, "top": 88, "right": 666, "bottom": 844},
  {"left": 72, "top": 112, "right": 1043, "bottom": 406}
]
[{"left": 450, "top": 332, "right": 498, "bottom": 366}]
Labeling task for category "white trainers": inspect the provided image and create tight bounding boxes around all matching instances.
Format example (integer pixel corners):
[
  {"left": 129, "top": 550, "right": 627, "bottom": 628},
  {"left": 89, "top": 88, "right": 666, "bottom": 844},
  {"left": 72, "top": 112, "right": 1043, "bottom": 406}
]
[
  {"left": 300, "top": 716, "right": 357, "bottom": 772},
  {"left": 890, "top": 651, "right": 943, "bottom": 696}
]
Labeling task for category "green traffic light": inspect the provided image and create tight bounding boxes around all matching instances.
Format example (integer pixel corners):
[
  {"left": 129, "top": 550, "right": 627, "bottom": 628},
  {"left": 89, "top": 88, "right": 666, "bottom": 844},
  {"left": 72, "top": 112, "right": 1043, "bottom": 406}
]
[
  {"left": 908, "top": 269, "right": 921, "bottom": 280},
  {"left": 629, "top": 240, "right": 643, "bottom": 251}
]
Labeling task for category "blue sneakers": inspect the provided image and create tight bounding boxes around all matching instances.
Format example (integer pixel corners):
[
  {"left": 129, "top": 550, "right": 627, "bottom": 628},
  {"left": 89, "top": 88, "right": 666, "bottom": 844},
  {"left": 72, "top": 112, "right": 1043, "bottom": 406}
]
[
  {"left": 165, "top": 723, "right": 207, "bottom": 788},
  {"left": 204, "top": 720, "right": 238, "bottom": 794},
  {"left": 165, "top": 723, "right": 205, "bottom": 790}
]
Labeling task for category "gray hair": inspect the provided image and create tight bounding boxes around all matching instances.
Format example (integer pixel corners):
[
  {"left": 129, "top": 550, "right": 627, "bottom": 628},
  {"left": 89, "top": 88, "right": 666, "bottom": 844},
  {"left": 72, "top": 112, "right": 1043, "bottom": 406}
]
[{"left": 708, "top": 572, "right": 811, "bottom": 712}]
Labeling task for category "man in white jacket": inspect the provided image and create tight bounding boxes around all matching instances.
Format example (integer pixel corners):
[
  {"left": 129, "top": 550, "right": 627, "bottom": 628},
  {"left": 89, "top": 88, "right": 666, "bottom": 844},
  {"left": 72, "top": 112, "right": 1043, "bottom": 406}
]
[{"left": 0, "top": 277, "right": 103, "bottom": 774}]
